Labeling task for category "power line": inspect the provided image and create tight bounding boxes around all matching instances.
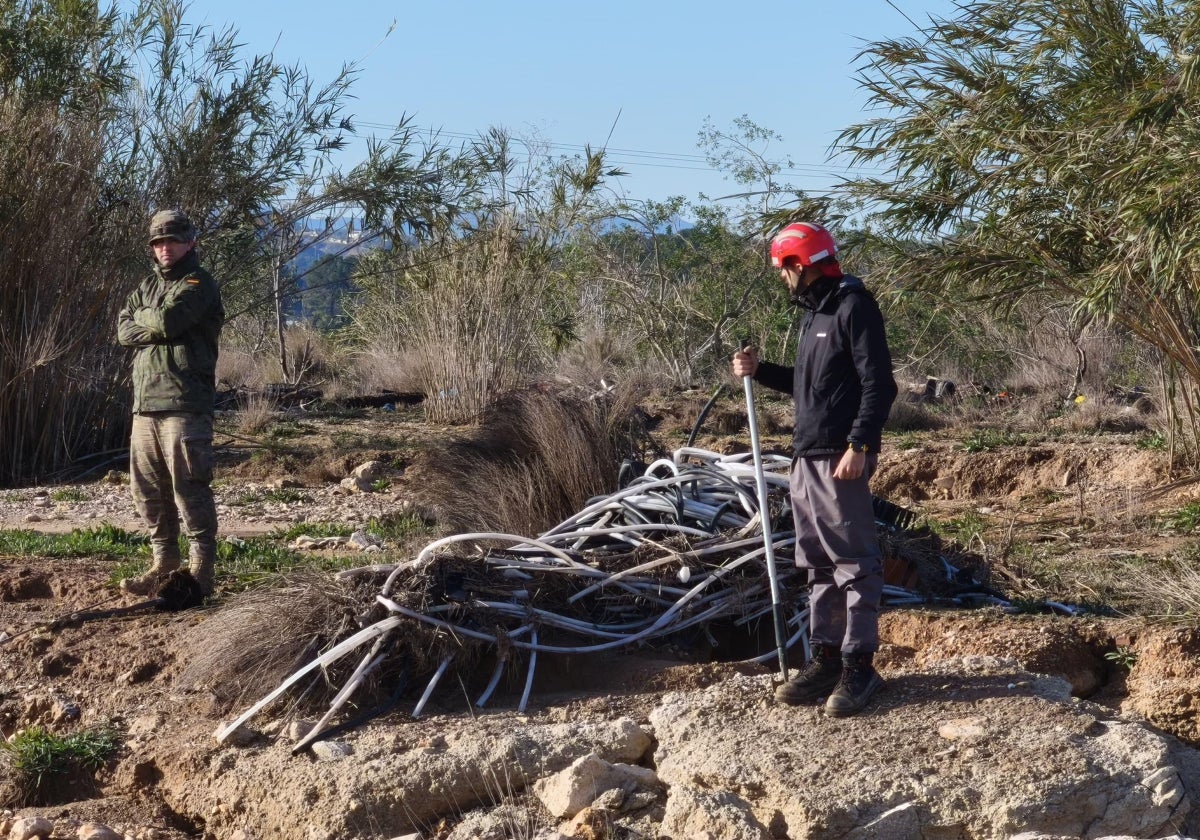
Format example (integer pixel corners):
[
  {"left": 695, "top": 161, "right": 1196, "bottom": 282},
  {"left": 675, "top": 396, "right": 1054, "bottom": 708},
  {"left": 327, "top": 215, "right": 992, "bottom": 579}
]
[{"left": 350, "top": 119, "right": 890, "bottom": 181}]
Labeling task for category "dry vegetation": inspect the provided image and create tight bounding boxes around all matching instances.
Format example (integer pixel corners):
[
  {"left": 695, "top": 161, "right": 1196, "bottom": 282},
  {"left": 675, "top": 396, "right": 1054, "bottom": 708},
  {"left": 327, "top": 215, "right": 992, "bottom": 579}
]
[
  {"left": 0, "top": 103, "right": 136, "bottom": 484},
  {"left": 179, "top": 573, "right": 377, "bottom": 710},
  {"left": 8, "top": 2, "right": 1200, "bottom": 833},
  {"left": 406, "top": 387, "right": 646, "bottom": 536}
]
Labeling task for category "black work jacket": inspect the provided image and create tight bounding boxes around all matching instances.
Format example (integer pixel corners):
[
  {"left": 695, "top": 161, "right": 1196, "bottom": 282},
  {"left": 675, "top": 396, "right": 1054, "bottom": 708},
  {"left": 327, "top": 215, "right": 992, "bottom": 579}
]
[{"left": 754, "top": 274, "right": 897, "bottom": 457}]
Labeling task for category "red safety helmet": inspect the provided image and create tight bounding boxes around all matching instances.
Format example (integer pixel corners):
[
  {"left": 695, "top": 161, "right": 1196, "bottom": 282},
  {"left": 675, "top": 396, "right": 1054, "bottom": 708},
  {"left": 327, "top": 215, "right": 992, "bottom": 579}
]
[{"left": 769, "top": 222, "right": 838, "bottom": 268}]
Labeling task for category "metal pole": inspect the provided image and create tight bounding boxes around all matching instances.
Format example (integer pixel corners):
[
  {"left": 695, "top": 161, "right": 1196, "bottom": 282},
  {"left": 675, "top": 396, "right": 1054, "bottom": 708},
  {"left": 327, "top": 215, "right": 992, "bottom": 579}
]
[{"left": 742, "top": 368, "right": 790, "bottom": 681}]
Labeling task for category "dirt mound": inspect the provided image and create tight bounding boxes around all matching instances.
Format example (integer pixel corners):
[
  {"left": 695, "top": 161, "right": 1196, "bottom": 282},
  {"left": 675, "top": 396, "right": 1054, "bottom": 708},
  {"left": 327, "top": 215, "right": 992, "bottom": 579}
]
[
  {"left": 2, "top": 549, "right": 1199, "bottom": 839},
  {"left": 2, "top": 417, "right": 1200, "bottom": 838},
  {"left": 874, "top": 439, "right": 1171, "bottom": 504}
]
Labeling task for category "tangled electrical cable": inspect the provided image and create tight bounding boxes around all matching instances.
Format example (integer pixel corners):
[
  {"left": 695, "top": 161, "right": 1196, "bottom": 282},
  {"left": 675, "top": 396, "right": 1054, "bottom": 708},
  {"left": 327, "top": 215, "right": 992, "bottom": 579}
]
[{"left": 216, "top": 446, "right": 966, "bottom": 750}]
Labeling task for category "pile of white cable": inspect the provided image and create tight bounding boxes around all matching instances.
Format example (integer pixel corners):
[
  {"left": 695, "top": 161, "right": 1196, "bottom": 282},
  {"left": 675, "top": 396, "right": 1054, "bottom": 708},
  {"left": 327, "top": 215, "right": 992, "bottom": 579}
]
[{"left": 217, "top": 446, "right": 939, "bottom": 749}]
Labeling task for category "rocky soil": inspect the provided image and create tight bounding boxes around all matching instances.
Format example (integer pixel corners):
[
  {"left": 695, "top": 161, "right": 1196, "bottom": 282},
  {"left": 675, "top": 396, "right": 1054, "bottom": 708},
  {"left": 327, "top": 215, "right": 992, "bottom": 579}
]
[{"left": 2, "top": 402, "right": 1200, "bottom": 840}]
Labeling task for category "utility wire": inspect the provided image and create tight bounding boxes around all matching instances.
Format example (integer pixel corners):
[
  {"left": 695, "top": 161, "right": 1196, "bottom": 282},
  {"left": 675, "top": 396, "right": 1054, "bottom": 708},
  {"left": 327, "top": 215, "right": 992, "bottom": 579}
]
[{"left": 349, "top": 119, "right": 891, "bottom": 180}]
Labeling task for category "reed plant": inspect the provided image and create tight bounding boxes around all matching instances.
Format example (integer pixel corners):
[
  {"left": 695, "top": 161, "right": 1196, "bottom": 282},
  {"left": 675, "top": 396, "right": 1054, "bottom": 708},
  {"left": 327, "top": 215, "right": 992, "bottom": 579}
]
[{"left": 0, "top": 103, "right": 133, "bottom": 484}]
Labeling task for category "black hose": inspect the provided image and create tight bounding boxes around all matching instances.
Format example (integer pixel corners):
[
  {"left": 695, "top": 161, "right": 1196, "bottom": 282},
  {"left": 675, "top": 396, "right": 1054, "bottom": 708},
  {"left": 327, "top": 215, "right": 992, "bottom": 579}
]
[{"left": 687, "top": 384, "right": 726, "bottom": 448}]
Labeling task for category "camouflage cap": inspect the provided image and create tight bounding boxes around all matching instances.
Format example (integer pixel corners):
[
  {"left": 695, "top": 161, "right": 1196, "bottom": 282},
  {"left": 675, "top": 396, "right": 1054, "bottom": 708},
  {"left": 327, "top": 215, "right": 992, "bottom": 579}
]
[{"left": 148, "top": 209, "right": 196, "bottom": 245}]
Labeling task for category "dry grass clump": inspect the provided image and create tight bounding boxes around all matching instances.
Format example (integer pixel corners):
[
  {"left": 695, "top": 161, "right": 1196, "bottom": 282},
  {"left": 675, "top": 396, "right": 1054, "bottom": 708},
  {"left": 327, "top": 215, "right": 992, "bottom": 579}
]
[
  {"left": 235, "top": 391, "right": 279, "bottom": 435},
  {"left": 280, "top": 322, "right": 344, "bottom": 390},
  {"left": 218, "top": 321, "right": 355, "bottom": 396},
  {"left": 184, "top": 562, "right": 531, "bottom": 719},
  {"left": 349, "top": 348, "right": 426, "bottom": 395},
  {"left": 216, "top": 344, "right": 271, "bottom": 391},
  {"left": 377, "top": 221, "right": 552, "bottom": 424},
  {"left": 180, "top": 573, "right": 374, "bottom": 709},
  {"left": 340, "top": 348, "right": 424, "bottom": 400},
  {"left": 598, "top": 369, "right": 665, "bottom": 455},
  {"left": 408, "top": 387, "right": 625, "bottom": 536},
  {"left": 1108, "top": 555, "right": 1200, "bottom": 625},
  {"left": 554, "top": 328, "right": 641, "bottom": 390},
  {"left": 1055, "top": 397, "right": 1155, "bottom": 435},
  {"left": 886, "top": 399, "right": 947, "bottom": 433}
]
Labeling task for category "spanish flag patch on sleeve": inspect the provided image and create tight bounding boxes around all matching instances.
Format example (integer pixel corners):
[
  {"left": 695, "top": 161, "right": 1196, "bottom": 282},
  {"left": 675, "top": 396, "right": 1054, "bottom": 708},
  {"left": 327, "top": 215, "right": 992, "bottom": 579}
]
[{"left": 186, "top": 278, "right": 200, "bottom": 285}]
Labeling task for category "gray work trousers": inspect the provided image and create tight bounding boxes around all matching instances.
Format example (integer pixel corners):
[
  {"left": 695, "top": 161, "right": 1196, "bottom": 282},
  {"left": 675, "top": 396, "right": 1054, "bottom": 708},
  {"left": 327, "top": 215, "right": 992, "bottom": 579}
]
[
  {"left": 789, "top": 454, "right": 883, "bottom": 653},
  {"left": 129, "top": 412, "right": 218, "bottom": 564}
]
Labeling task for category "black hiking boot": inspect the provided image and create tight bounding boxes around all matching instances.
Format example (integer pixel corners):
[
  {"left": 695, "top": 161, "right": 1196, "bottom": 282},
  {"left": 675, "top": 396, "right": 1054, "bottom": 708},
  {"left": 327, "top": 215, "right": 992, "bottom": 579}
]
[
  {"left": 825, "top": 652, "right": 884, "bottom": 717},
  {"left": 774, "top": 644, "right": 842, "bottom": 705}
]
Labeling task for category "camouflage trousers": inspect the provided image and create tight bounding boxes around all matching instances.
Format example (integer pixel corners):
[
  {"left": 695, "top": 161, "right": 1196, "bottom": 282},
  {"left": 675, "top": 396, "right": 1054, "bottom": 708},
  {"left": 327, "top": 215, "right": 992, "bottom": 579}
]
[
  {"left": 789, "top": 454, "right": 884, "bottom": 654},
  {"left": 129, "top": 412, "right": 218, "bottom": 567}
]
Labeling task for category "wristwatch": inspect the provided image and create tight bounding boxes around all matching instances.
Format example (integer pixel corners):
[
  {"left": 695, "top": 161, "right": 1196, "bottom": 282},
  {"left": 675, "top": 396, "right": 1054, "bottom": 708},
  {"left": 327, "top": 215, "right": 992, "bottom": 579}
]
[{"left": 847, "top": 440, "right": 869, "bottom": 454}]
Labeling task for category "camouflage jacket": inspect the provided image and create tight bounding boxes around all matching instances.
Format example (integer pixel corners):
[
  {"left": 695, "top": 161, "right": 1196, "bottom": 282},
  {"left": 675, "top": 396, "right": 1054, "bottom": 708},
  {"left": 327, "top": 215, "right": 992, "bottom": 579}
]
[{"left": 117, "top": 250, "right": 224, "bottom": 414}]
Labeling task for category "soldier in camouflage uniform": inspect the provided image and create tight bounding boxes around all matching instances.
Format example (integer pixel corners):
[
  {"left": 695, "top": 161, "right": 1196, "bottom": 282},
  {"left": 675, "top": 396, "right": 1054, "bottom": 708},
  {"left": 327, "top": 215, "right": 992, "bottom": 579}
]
[{"left": 117, "top": 209, "right": 225, "bottom": 597}]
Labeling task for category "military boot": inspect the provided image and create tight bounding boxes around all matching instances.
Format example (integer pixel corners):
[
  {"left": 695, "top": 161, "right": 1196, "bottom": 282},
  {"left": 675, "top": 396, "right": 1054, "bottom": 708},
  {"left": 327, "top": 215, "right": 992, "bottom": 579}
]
[
  {"left": 188, "top": 541, "right": 217, "bottom": 597},
  {"left": 825, "top": 651, "right": 884, "bottom": 717},
  {"left": 774, "top": 644, "right": 842, "bottom": 705},
  {"left": 120, "top": 547, "right": 181, "bottom": 596}
]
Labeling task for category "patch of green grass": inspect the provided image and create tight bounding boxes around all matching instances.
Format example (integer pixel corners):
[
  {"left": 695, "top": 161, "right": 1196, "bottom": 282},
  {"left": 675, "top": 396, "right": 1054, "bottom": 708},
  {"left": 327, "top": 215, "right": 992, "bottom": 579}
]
[
  {"left": 215, "top": 536, "right": 366, "bottom": 591},
  {"left": 1136, "top": 432, "right": 1167, "bottom": 451},
  {"left": 930, "top": 511, "right": 987, "bottom": 547},
  {"left": 1004, "top": 540, "right": 1039, "bottom": 562},
  {"left": 262, "top": 487, "right": 309, "bottom": 504},
  {"left": 264, "top": 420, "right": 317, "bottom": 440},
  {"left": 961, "top": 428, "right": 1026, "bottom": 453},
  {"left": 1, "top": 723, "right": 121, "bottom": 804},
  {"left": 371, "top": 478, "right": 392, "bottom": 493},
  {"left": 245, "top": 447, "right": 307, "bottom": 468},
  {"left": 0, "top": 524, "right": 148, "bottom": 559},
  {"left": 890, "top": 431, "right": 923, "bottom": 451},
  {"left": 1160, "top": 502, "right": 1200, "bottom": 532},
  {"left": 365, "top": 511, "right": 434, "bottom": 543},
  {"left": 228, "top": 490, "right": 260, "bottom": 506},
  {"left": 49, "top": 488, "right": 87, "bottom": 503},
  {"left": 109, "top": 558, "right": 146, "bottom": 587}
]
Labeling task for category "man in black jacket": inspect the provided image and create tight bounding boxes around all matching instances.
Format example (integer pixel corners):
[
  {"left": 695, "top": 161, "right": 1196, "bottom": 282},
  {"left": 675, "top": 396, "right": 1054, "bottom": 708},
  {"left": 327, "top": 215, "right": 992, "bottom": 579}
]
[{"left": 733, "top": 222, "right": 897, "bottom": 717}]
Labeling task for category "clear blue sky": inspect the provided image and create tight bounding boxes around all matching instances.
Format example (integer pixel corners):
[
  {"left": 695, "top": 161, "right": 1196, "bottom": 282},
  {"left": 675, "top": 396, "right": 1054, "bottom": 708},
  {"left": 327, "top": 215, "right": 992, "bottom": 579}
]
[{"left": 176, "top": 0, "right": 958, "bottom": 203}]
